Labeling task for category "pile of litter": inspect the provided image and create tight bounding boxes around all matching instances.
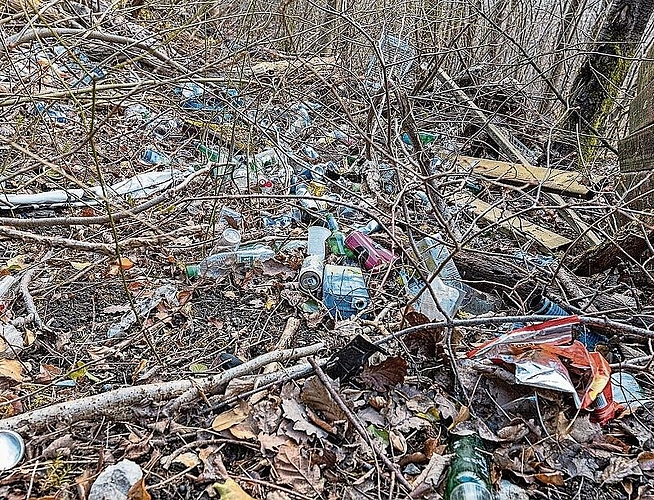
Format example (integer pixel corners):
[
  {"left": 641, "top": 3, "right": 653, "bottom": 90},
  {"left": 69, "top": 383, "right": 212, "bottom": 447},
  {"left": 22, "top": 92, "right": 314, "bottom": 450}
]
[{"left": 0, "top": 2, "right": 653, "bottom": 500}]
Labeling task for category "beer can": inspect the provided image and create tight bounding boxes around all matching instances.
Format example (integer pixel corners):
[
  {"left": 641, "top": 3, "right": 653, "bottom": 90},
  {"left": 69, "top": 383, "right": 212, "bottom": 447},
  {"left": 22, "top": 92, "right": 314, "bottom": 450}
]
[
  {"left": 344, "top": 230, "right": 395, "bottom": 270},
  {"left": 299, "top": 255, "right": 324, "bottom": 293},
  {"left": 216, "top": 228, "right": 241, "bottom": 249}
]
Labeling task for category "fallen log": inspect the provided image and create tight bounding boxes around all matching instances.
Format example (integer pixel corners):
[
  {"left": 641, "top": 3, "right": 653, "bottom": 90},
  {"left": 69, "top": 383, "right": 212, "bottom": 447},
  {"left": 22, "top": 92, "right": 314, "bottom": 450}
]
[{"left": 452, "top": 249, "right": 636, "bottom": 314}]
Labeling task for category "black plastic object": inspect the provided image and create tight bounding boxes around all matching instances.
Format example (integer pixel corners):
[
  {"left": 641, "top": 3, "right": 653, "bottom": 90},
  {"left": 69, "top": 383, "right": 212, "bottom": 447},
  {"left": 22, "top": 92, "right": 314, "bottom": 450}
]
[
  {"left": 218, "top": 352, "right": 244, "bottom": 369},
  {"left": 324, "top": 334, "right": 387, "bottom": 381}
]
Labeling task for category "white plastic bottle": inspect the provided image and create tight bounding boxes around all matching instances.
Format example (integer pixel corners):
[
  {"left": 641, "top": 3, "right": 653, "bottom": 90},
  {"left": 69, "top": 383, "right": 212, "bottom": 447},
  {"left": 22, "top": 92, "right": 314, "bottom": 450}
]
[{"left": 186, "top": 246, "right": 275, "bottom": 279}]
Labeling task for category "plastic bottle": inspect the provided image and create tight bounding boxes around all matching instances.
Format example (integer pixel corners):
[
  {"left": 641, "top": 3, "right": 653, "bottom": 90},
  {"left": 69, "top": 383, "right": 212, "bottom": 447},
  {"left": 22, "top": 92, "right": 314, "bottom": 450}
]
[
  {"left": 326, "top": 213, "right": 347, "bottom": 256},
  {"left": 445, "top": 434, "right": 492, "bottom": 500},
  {"left": 0, "top": 275, "right": 18, "bottom": 313},
  {"left": 186, "top": 246, "right": 275, "bottom": 278},
  {"left": 398, "top": 270, "right": 460, "bottom": 322}
]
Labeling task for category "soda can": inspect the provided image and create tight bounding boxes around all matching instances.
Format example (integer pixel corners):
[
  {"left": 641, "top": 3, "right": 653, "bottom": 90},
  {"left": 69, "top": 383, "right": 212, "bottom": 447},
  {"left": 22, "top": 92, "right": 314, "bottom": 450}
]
[
  {"left": 258, "top": 178, "right": 274, "bottom": 194},
  {"left": 344, "top": 230, "right": 395, "bottom": 270},
  {"left": 0, "top": 430, "right": 25, "bottom": 471},
  {"left": 299, "top": 255, "right": 324, "bottom": 293},
  {"left": 216, "top": 228, "right": 241, "bottom": 249}
]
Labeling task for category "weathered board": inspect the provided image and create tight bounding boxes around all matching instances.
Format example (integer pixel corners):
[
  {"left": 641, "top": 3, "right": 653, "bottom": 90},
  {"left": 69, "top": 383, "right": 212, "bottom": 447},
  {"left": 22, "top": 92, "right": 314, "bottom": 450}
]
[
  {"left": 628, "top": 80, "right": 654, "bottom": 133},
  {"left": 618, "top": 47, "right": 654, "bottom": 219},
  {"left": 638, "top": 44, "right": 654, "bottom": 93},
  {"left": 457, "top": 156, "right": 591, "bottom": 198},
  {"left": 618, "top": 123, "right": 654, "bottom": 173},
  {"left": 452, "top": 192, "right": 572, "bottom": 251}
]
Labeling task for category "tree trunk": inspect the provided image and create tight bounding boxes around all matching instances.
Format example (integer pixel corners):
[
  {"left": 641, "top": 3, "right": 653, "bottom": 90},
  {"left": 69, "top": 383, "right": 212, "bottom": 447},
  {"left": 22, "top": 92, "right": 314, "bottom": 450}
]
[{"left": 560, "top": 0, "right": 654, "bottom": 162}]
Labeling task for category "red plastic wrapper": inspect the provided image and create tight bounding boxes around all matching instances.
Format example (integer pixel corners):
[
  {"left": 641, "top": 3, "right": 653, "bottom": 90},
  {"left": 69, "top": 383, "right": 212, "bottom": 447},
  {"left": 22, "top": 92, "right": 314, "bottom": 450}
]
[{"left": 468, "top": 316, "right": 617, "bottom": 423}]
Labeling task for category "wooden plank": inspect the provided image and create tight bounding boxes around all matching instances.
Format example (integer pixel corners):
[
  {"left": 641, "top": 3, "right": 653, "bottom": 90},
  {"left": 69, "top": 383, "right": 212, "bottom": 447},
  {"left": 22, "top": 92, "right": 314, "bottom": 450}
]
[
  {"left": 452, "top": 192, "right": 572, "bottom": 251},
  {"left": 618, "top": 122, "right": 654, "bottom": 173},
  {"left": 456, "top": 156, "right": 591, "bottom": 198},
  {"left": 435, "top": 68, "right": 531, "bottom": 165},
  {"left": 638, "top": 45, "right": 654, "bottom": 93},
  {"left": 546, "top": 192, "right": 602, "bottom": 247},
  {"left": 628, "top": 80, "right": 654, "bottom": 133}
]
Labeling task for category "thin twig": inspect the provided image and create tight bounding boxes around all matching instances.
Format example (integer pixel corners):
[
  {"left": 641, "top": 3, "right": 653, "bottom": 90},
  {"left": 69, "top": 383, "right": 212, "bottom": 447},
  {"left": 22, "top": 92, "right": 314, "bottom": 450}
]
[{"left": 308, "top": 357, "right": 413, "bottom": 493}]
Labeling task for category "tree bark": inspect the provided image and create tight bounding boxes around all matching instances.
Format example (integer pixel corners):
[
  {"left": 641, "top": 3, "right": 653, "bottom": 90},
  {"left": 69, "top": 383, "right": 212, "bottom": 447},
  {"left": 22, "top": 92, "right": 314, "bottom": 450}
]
[{"left": 560, "top": 0, "right": 654, "bottom": 161}]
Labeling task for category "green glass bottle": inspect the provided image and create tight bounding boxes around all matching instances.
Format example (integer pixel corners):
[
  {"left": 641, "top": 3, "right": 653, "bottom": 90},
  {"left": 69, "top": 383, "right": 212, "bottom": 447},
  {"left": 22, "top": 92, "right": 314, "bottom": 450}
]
[
  {"left": 444, "top": 434, "right": 492, "bottom": 500},
  {"left": 325, "top": 213, "right": 347, "bottom": 256}
]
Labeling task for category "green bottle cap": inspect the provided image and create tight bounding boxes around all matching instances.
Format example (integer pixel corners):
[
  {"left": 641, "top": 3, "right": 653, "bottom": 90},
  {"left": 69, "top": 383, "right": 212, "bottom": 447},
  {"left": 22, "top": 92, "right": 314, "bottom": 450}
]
[{"left": 186, "top": 265, "right": 199, "bottom": 278}]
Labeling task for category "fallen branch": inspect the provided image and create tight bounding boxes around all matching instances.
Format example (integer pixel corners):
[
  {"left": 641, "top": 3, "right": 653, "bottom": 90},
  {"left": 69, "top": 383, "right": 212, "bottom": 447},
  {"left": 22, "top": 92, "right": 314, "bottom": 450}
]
[
  {"left": 0, "top": 226, "right": 114, "bottom": 254},
  {"left": 5, "top": 28, "right": 187, "bottom": 73},
  {"left": 0, "top": 343, "right": 323, "bottom": 434}
]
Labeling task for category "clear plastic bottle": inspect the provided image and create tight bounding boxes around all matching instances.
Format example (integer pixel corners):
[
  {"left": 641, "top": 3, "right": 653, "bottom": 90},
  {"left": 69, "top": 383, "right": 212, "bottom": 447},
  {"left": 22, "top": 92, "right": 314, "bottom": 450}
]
[{"left": 186, "top": 246, "right": 276, "bottom": 279}]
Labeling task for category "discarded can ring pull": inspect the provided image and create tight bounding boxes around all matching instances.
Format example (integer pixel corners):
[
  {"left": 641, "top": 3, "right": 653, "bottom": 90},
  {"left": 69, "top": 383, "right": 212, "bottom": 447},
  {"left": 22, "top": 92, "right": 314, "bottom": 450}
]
[{"left": 0, "top": 430, "right": 25, "bottom": 470}]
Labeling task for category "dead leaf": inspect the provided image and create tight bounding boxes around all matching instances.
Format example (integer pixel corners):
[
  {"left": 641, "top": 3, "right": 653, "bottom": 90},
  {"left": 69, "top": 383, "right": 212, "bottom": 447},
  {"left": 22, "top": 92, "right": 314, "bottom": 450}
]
[
  {"left": 6, "top": 255, "right": 27, "bottom": 271},
  {"left": 601, "top": 456, "right": 641, "bottom": 484},
  {"left": 212, "top": 401, "right": 251, "bottom": 432},
  {"left": 261, "top": 259, "right": 294, "bottom": 278},
  {"left": 534, "top": 471, "right": 565, "bottom": 486},
  {"left": 281, "top": 398, "right": 328, "bottom": 439},
  {"left": 71, "top": 261, "right": 92, "bottom": 270},
  {"left": 0, "top": 390, "right": 22, "bottom": 417},
  {"left": 449, "top": 405, "right": 470, "bottom": 430},
  {"left": 172, "top": 452, "right": 201, "bottom": 469},
  {"left": 75, "top": 469, "right": 93, "bottom": 499},
  {"left": 274, "top": 443, "right": 324, "bottom": 495},
  {"left": 126, "top": 478, "right": 151, "bottom": 500},
  {"left": 124, "top": 435, "right": 152, "bottom": 461},
  {"left": 497, "top": 423, "right": 530, "bottom": 442},
  {"left": 360, "top": 356, "right": 408, "bottom": 391},
  {"left": 42, "top": 434, "right": 74, "bottom": 459},
  {"left": 638, "top": 451, "right": 654, "bottom": 473},
  {"left": 389, "top": 430, "right": 407, "bottom": 454},
  {"left": 0, "top": 359, "right": 24, "bottom": 383},
  {"left": 197, "top": 446, "right": 228, "bottom": 483},
  {"left": 230, "top": 416, "right": 258, "bottom": 440},
  {"left": 34, "top": 364, "right": 61, "bottom": 384},
  {"left": 257, "top": 433, "right": 287, "bottom": 455},
  {"left": 300, "top": 376, "right": 346, "bottom": 424},
  {"left": 413, "top": 453, "right": 451, "bottom": 490},
  {"left": 213, "top": 478, "right": 258, "bottom": 500},
  {"left": 107, "top": 257, "right": 135, "bottom": 276}
]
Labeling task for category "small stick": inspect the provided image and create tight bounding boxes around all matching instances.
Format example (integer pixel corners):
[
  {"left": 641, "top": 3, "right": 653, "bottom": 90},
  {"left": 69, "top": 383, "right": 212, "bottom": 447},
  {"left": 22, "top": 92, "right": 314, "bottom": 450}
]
[
  {"left": 308, "top": 358, "right": 413, "bottom": 493},
  {"left": 165, "top": 344, "right": 324, "bottom": 414}
]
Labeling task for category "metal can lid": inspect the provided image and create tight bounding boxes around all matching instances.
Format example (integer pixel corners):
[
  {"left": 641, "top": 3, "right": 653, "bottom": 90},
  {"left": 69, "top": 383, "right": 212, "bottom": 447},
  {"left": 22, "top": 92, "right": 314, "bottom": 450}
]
[{"left": 0, "top": 430, "right": 25, "bottom": 470}]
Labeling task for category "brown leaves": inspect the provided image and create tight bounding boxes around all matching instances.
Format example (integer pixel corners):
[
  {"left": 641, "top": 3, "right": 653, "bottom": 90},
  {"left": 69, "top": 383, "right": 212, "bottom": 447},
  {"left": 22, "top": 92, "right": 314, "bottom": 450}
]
[
  {"left": 214, "top": 479, "right": 258, "bottom": 500},
  {"left": 211, "top": 401, "right": 251, "bottom": 432},
  {"left": 300, "top": 376, "right": 346, "bottom": 425},
  {"left": 360, "top": 356, "right": 408, "bottom": 391},
  {"left": 127, "top": 478, "right": 151, "bottom": 500},
  {"left": 273, "top": 443, "right": 324, "bottom": 495},
  {"left": 0, "top": 359, "right": 24, "bottom": 384}
]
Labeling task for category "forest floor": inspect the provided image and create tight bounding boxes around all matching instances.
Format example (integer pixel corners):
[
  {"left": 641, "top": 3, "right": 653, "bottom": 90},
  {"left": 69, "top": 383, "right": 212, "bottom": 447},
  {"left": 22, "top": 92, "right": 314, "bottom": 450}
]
[{"left": 0, "top": 2, "right": 653, "bottom": 500}]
